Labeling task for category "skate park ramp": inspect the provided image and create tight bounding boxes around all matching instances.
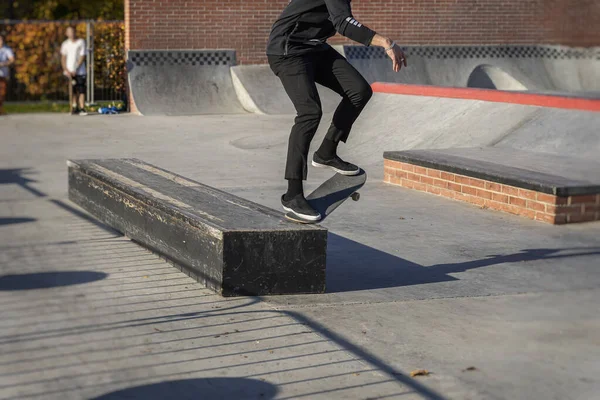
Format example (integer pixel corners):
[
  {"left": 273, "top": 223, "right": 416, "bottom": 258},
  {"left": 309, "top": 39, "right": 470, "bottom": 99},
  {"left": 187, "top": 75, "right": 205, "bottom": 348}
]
[
  {"left": 467, "top": 64, "right": 527, "bottom": 90},
  {"left": 125, "top": 47, "right": 600, "bottom": 167},
  {"left": 344, "top": 45, "right": 600, "bottom": 96},
  {"left": 231, "top": 65, "right": 341, "bottom": 115},
  {"left": 342, "top": 90, "right": 600, "bottom": 172},
  {"left": 127, "top": 50, "right": 246, "bottom": 116}
]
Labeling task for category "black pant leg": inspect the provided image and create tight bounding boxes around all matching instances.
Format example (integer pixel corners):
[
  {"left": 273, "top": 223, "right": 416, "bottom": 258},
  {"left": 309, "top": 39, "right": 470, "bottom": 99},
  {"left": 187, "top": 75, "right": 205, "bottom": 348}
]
[
  {"left": 268, "top": 54, "right": 323, "bottom": 180},
  {"left": 314, "top": 48, "right": 373, "bottom": 143}
]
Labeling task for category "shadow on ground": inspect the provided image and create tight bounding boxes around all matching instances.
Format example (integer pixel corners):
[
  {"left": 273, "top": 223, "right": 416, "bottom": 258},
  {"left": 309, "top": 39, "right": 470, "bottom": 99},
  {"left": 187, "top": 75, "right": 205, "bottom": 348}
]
[
  {"left": 327, "top": 233, "right": 600, "bottom": 292},
  {"left": 0, "top": 295, "right": 442, "bottom": 399},
  {"left": 0, "top": 167, "right": 121, "bottom": 237},
  {"left": 0, "top": 217, "right": 36, "bottom": 226},
  {"left": 0, "top": 168, "right": 46, "bottom": 197},
  {"left": 90, "top": 378, "right": 278, "bottom": 400},
  {"left": 0, "top": 271, "right": 108, "bottom": 291}
]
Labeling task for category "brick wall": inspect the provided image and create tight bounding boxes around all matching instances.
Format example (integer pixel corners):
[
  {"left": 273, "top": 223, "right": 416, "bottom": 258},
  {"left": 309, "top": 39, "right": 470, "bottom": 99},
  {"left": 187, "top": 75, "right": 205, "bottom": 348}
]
[
  {"left": 125, "top": 0, "right": 287, "bottom": 64},
  {"left": 384, "top": 159, "right": 600, "bottom": 224},
  {"left": 125, "top": 0, "right": 600, "bottom": 65}
]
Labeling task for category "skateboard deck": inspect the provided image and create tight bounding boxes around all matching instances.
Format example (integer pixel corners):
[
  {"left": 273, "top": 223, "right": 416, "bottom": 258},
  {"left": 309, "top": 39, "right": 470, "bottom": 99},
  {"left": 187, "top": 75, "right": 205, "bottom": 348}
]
[{"left": 285, "top": 169, "right": 367, "bottom": 224}]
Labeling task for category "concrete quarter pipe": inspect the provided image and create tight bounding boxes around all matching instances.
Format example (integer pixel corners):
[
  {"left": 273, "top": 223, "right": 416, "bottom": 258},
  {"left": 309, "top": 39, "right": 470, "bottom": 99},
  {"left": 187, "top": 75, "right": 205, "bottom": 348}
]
[
  {"left": 128, "top": 50, "right": 246, "bottom": 116},
  {"left": 345, "top": 45, "right": 600, "bottom": 95}
]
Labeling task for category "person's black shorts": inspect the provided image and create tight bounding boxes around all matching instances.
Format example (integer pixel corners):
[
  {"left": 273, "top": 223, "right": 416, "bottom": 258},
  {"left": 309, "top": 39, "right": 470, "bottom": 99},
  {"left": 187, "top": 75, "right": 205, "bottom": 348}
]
[{"left": 72, "top": 75, "right": 86, "bottom": 94}]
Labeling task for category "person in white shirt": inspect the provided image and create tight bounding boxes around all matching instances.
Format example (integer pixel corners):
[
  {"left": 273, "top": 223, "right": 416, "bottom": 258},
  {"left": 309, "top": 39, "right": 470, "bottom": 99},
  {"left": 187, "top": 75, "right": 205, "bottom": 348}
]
[
  {"left": 60, "top": 26, "right": 87, "bottom": 115},
  {"left": 0, "top": 34, "right": 15, "bottom": 116}
]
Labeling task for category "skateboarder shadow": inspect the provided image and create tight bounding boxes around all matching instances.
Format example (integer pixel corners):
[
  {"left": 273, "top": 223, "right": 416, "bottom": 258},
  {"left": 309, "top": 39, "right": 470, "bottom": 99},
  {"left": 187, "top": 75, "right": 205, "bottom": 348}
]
[{"left": 326, "top": 233, "right": 600, "bottom": 292}]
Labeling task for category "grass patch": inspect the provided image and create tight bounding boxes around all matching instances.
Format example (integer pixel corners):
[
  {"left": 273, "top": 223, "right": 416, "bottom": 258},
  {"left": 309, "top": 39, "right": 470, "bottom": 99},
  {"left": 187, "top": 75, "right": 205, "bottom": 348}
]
[{"left": 5, "top": 101, "right": 126, "bottom": 114}]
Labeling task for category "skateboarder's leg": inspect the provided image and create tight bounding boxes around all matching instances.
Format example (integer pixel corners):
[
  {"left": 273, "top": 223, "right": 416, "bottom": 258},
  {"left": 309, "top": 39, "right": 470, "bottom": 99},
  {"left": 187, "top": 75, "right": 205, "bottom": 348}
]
[
  {"left": 308, "top": 49, "right": 371, "bottom": 175},
  {"left": 314, "top": 48, "right": 372, "bottom": 150},
  {"left": 68, "top": 77, "right": 74, "bottom": 114},
  {"left": 268, "top": 54, "right": 322, "bottom": 182},
  {"left": 74, "top": 75, "right": 87, "bottom": 115},
  {"left": 268, "top": 54, "right": 323, "bottom": 221}
]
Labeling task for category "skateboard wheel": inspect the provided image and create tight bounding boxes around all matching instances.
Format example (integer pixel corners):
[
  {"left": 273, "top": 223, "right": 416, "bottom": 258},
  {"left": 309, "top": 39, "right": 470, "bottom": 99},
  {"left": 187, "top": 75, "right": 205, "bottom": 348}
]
[{"left": 351, "top": 192, "right": 360, "bottom": 201}]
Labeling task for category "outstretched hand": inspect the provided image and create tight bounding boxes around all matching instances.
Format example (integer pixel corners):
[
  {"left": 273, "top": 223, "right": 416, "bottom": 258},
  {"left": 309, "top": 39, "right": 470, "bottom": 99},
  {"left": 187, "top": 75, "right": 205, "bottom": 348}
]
[
  {"left": 370, "top": 35, "right": 408, "bottom": 72},
  {"left": 386, "top": 44, "right": 407, "bottom": 72}
]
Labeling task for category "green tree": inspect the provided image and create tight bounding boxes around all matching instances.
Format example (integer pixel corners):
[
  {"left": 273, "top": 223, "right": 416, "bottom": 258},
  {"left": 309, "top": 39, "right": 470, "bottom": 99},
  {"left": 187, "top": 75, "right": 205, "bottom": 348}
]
[
  {"left": 1, "top": 21, "right": 125, "bottom": 101},
  {"left": 1, "top": 0, "right": 124, "bottom": 20}
]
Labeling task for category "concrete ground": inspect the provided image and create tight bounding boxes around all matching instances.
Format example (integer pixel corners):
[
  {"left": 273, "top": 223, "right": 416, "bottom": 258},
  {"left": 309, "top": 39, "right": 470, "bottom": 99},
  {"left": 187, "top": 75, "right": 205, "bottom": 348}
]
[{"left": 1, "top": 111, "right": 599, "bottom": 400}]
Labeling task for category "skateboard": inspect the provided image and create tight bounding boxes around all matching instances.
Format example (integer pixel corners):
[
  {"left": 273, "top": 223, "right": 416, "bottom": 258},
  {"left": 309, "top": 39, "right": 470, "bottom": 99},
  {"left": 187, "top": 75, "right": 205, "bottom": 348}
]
[{"left": 285, "top": 169, "right": 367, "bottom": 224}]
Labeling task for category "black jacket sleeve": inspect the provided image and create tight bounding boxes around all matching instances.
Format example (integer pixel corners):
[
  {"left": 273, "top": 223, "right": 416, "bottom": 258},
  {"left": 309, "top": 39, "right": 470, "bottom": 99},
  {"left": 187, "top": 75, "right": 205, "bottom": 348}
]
[{"left": 324, "top": 0, "right": 376, "bottom": 46}]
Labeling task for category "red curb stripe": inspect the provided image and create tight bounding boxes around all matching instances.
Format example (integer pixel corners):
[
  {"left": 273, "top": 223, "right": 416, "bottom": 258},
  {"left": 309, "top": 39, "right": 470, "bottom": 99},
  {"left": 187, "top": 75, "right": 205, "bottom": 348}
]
[{"left": 371, "top": 82, "right": 600, "bottom": 112}]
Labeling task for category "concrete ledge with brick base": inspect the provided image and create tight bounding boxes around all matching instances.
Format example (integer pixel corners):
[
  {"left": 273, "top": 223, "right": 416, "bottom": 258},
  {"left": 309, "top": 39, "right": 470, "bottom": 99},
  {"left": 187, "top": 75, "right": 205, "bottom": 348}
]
[{"left": 383, "top": 148, "right": 600, "bottom": 224}]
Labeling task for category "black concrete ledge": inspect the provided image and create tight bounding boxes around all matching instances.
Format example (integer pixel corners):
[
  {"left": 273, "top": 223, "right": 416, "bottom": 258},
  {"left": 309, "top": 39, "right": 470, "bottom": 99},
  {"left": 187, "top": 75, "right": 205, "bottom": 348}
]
[
  {"left": 68, "top": 159, "right": 327, "bottom": 296},
  {"left": 384, "top": 148, "right": 600, "bottom": 196}
]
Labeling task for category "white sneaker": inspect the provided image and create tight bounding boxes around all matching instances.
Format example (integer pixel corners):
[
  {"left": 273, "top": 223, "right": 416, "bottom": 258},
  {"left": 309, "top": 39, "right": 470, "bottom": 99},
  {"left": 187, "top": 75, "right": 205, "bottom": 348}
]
[{"left": 78, "top": 110, "right": 88, "bottom": 116}]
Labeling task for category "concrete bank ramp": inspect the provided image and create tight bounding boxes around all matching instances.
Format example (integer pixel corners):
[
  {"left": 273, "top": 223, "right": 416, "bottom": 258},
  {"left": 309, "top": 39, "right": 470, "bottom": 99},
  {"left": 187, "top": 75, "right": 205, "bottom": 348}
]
[
  {"left": 345, "top": 90, "right": 600, "bottom": 168},
  {"left": 345, "top": 45, "right": 600, "bottom": 95},
  {"left": 231, "top": 65, "right": 340, "bottom": 115},
  {"left": 128, "top": 50, "right": 246, "bottom": 116}
]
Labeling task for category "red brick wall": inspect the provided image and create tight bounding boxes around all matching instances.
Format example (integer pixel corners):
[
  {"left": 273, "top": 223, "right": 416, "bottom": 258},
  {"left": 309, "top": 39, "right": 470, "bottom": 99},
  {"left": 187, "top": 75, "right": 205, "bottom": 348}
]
[
  {"left": 125, "top": 0, "right": 286, "bottom": 64},
  {"left": 125, "top": 0, "right": 600, "bottom": 65}
]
